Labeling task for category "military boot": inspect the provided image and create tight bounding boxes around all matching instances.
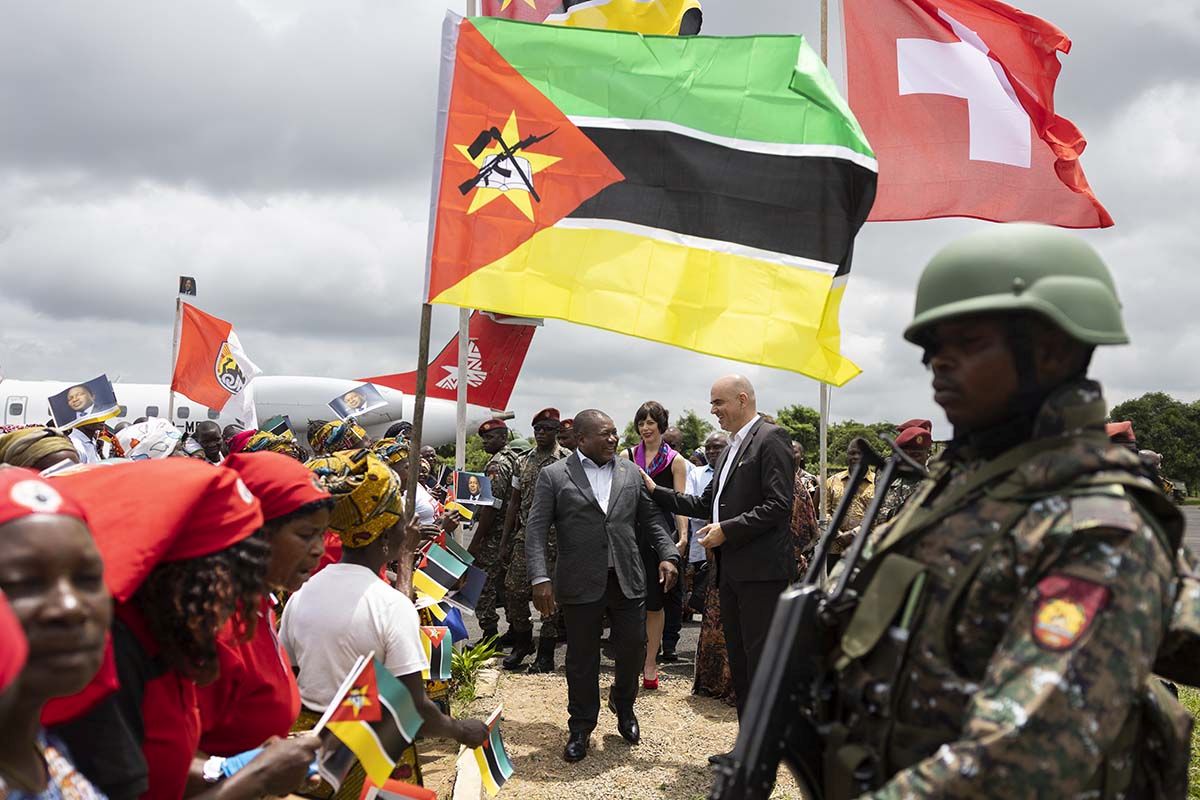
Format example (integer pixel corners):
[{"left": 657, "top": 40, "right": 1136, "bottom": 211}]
[
  {"left": 525, "top": 636, "right": 557, "bottom": 674},
  {"left": 502, "top": 630, "right": 534, "bottom": 671}
]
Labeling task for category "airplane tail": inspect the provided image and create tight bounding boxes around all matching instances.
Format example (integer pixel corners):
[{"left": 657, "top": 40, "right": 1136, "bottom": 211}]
[{"left": 361, "top": 312, "right": 539, "bottom": 411}]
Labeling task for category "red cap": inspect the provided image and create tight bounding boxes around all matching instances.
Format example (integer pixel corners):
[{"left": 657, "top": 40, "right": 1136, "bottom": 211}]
[
  {"left": 1106, "top": 421, "right": 1136, "bottom": 443},
  {"left": 223, "top": 452, "right": 330, "bottom": 522},
  {"left": 0, "top": 466, "right": 88, "bottom": 528},
  {"left": 227, "top": 429, "right": 258, "bottom": 454},
  {"left": 478, "top": 419, "right": 508, "bottom": 435},
  {"left": 532, "top": 408, "right": 560, "bottom": 426},
  {"left": 897, "top": 418, "right": 933, "bottom": 432},
  {"left": 53, "top": 459, "right": 264, "bottom": 603},
  {"left": 0, "top": 589, "right": 27, "bottom": 693},
  {"left": 896, "top": 427, "right": 932, "bottom": 451}
]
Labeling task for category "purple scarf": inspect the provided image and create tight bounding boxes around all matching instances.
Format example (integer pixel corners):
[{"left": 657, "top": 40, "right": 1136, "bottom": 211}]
[{"left": 634, "top": 440, "right": 677, "bottom": 477}]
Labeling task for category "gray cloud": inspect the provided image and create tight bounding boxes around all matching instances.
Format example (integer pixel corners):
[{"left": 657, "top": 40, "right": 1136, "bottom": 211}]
[{"left": 1, "top": 0, "right": 1197, "bottom": 447}]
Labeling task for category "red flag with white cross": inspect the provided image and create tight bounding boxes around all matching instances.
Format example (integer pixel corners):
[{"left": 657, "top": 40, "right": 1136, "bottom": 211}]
[{"left": 844, "top": 0, "right": 1112, "bottom": 228}]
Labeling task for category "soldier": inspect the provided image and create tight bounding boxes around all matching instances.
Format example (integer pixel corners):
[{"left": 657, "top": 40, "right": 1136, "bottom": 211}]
[
  {"left": 468, "top": 419, "right": 521, "bottom": 644},
  {"left": 875, "top": 425, "right": 931, "bottom": 524},
  {"left": 817, "top": 224, "right": 1192, "bottom": 799},
  {"left": 825, "top": 440, "right": 876, "bottom": 562},
  {"left": 499, "top": 408, "right": 572, "bottom": 672}
]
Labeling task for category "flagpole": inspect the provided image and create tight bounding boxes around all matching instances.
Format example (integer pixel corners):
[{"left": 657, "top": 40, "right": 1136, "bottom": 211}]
[
  {"left": 167, "top": 296, "right": 182, "bottom": 422},
  {"left": 817, "top": 0, "right": 831, "bottom": 526},
  {"left": 407, "top": 303, "right": 434, "bottom": 519},
  {"left": 455, "top": 308, "right": 469, "bottom": 471}
]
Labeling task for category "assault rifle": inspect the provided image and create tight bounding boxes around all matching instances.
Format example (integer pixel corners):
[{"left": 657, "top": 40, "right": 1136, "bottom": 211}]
[{"left": 709, "top": 437, "right": 928, "bottom": 800}]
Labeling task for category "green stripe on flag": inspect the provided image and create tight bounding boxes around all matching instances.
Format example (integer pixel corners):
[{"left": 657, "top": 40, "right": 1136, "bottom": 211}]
[
  {"left": 375, "top": 661, "right": 424, "bottom": 742},
  {"left": 425, "top": 543, "right": 469, "bottom": 579},
  {"left": 468, "top": 16, "right": 873, "bottom": 160}
]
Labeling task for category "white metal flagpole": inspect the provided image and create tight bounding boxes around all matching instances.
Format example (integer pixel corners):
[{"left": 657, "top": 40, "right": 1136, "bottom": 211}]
[
  {"left": 167, "top": 296, "right": 182, "bottom": 421},
  {"left": 456, "top": 0, "right": 478, "bottom": 472},
  {"left": 817, "top": 0, "right": 832, "bottom": 526}
]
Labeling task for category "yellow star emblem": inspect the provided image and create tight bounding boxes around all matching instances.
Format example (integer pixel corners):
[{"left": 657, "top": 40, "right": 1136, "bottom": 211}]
[
  {"left": 455, "top": 112, "right": 561, "bottom": 222},
  {"left": 343, "top": 686, "right": 373, "bottom": 718},
  {"left": 499, "top": 0, "right": 538, "bottom": 9}
]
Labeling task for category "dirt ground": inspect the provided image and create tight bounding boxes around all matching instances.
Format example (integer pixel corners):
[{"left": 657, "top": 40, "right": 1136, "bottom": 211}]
[{"left": 416, "top": 647, "right": 804, "bottom": 800}]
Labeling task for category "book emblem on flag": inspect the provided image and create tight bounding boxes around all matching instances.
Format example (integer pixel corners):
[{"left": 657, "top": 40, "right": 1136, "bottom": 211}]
[
  {"left": 456, "top": 113, "right": 560, "bottom": 221},
  {"left": 215, "top": 341, "right": 249, "bottom": 395},
  {"left": 435, "top": 339, "right": 487, "bottom": 391}
]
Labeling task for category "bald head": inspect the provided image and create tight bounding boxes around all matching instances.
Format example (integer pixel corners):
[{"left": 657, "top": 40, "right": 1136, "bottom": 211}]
[{"left": 710, "top": 374, "right": 757, "bottom": 433}]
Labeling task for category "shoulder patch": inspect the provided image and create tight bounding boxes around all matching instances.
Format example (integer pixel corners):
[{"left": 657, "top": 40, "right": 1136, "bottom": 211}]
[
  {"left": 1032, "top": 574, "right": 1109, "bottom": 651},
  {"left": 1069, "top": 492, "right": 1141, "bottom": 534}
]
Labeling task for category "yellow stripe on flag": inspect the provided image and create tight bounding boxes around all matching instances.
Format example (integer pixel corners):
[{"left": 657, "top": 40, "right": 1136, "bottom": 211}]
[
  {"left": 327, "top": 721, "right": 395, "bottom": 786},
  {"left": 432, "top": 223, "right": 861, "bottom": 386},
  {"left": 473, "top": 747, "right": 502, "bottom": 796},
  {"left": 413, "top": 572, "right": 449, "bottom": 602}
]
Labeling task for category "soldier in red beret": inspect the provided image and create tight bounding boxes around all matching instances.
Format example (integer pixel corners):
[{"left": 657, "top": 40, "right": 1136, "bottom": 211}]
[
  {"left": 877, "top": 427, "right": 935, "bottom": 524},
  {"left": 470, "top": 418, "right": 521, "bottom": 645},
  {"left": 897, "top": 418, "right": 933, "bottom": 433},
  {"left": 1106, "top": 420, "right": 1138, "bottom": 453}
]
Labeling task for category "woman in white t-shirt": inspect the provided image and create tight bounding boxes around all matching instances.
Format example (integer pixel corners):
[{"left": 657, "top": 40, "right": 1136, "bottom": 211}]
[{"left": 282, "top": 451, "right": 486, "bottom": 798}]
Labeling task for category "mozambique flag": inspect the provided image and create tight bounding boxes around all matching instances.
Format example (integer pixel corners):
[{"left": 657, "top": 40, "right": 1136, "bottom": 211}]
[
  {"left": 545, "top": 0, "right": 701, "bottom": 34},
  {"left": 426, "top": 15, "right": 876, "bottom": 385},
  {"left": 420, "top": 626, "right": 453, "bottom": 681},
  {"left": 472, "top": 708, "right": 514, "bottom": 796},
  {"left": 327, "top": 659, "right": 425, "bottom": 786},
  {"left": 413, "top": 543, "right": 469, "bottom": 602}
]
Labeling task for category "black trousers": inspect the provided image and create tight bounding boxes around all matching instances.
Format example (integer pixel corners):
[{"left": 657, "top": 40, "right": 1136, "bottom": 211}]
[
  {"left": 661, "top": 570, "right": 684, "bottom": 650},
  {"left": 718, "top": 573, "right": 788, "bottom": 718},
  {"left": 561, "top": 570, "right": 646, "bottom": 736}
]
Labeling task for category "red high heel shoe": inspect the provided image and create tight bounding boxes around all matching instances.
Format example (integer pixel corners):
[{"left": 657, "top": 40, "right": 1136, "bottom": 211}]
[{"left": 642, "top": 675, "right": 659, "bottom": 690}]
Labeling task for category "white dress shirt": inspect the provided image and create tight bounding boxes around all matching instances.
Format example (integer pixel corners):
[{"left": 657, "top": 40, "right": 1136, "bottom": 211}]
[
  {"left": 712, "top": 416, "right": 758, "bottom": 526},
  {"left": 577, "top": 451, "right": 615, "bottom": 515},
  {"left": 686, "top": 464, "right": 715, "bottom": 563}
]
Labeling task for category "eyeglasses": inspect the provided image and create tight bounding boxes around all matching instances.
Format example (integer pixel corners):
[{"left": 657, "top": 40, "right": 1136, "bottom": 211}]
[{"left": 533, "top": 423, "right": 560, "bottom": 433}]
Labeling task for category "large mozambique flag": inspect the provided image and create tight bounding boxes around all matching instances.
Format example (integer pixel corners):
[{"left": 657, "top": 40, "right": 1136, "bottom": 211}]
[
  {"left": 544, "top": 0, "right": 701, "bottom": 34},
  {"left": 425, "top": 15, "right": 877, "bottom": 385},
  {"left": 326, "top": 659, "right": 425, "bottom": 786}
]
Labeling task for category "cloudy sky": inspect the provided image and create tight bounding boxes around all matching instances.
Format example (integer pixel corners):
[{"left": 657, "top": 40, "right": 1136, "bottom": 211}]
[{"left": 1, "top": 0, "right": 1197, "bottom": 441}]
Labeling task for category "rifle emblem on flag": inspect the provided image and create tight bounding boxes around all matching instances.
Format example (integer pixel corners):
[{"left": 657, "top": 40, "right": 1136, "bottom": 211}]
[{"left": 455, "top": 113, "right": 560, "bottom": 221}]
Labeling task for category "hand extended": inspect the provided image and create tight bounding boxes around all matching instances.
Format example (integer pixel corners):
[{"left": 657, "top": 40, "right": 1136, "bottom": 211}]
[
  {"left": 401, "top": 516, "right": 424, "bottom": 553},
  {"left": 236, "top": 734, "right": 321, "bottom": 795},
  {"left": 696, "top": 522, "right": 726, "bottom": 549},
  {"left": 456, "top": 718, "right": 490, "bottom": 749},
  {"left": 658, "top": 560, "right": 679, "bottom": 592},
  {"left": 532, "top": 581, "right": 557, "bottom": 616},
  {"left": 639, "top": 468, "right": 656, "bottom": 493}
]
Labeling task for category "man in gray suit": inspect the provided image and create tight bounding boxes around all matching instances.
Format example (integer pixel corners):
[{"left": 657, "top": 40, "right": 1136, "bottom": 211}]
[{"left": 526, "top": 409, "right": 680, "bottom": 763}]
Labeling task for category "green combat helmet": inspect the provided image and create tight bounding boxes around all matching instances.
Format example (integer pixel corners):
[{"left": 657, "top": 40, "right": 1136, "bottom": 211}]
[{"left": 904, "top": 223, "right": 1129, "bottom": 347}]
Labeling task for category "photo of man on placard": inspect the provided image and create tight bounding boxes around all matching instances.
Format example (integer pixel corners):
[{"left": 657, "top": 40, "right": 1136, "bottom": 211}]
[
  {"left": 454, "top": 470, "right": 494, "bottom": 505},
  {"left": 327, "top": 383, "right": 387, "bottom": 420},
  {"left": 48, "top": 375, "right": 120, "bottom": 429}
]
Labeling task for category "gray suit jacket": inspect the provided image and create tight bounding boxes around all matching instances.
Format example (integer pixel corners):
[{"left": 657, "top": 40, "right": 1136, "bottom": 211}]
[{"left": 526, "top": 452, "right": 679, "bottom": 605}]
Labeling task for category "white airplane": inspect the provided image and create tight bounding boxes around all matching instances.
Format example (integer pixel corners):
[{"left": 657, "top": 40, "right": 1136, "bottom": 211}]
[{"left": 0, "top": 312, "right": 537, "bottom": 446}]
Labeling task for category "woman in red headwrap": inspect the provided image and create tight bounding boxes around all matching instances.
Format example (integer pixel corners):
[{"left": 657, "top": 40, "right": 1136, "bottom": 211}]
[
  {"left": 45, "top": 459, "right": 320, "bottom": 800},
  {"left": 0, "top": 468, "right": 110, "bottom": 800},
  {"left": 195, "top": 452, "right": 333, "bottom": 759}
]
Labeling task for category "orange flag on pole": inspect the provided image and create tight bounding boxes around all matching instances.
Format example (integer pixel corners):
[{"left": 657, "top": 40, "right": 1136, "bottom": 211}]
[{"left": 170, "top": 303, "right": 261, "bottom": 426}]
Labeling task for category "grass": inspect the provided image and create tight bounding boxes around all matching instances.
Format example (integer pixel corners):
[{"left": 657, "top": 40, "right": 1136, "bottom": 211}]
[{"left": 1181, "top": 686, "right": 1200, "bottom": 799}]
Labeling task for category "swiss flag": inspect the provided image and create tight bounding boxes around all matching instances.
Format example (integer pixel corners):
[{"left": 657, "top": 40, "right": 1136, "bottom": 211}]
[
  {"left": 845, "top": 0, "right": 1112, "bottom": 228},
  {"left": 170, "top": 303, "right": 261, "bottom": 425}
]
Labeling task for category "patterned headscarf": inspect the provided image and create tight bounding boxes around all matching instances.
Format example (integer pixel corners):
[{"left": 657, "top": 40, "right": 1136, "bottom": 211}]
[
  {"left": 306, "top": 450, "right": 403, "bottom": 548},
  {"left": 243, "top": 431, "right": 305, "bottom": 462},
  {"left": 371, "top": 437, "right": 411, "bottom": 468},
  {"left": 309, "top": 421, "right": 368, "bottom": 456},
  {"left": 0, "top": 426, "right": 78, "bottom": 468}
]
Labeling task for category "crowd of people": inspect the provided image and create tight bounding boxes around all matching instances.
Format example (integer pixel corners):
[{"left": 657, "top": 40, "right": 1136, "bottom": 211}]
[{"left": 1, "top": 226, "right": 1197, "bottom": 799}]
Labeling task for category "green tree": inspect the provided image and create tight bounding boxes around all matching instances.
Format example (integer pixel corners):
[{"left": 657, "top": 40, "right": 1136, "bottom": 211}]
[
  {"left": 619, "top": 419, "right": 639, "bottom": 451},
  {"left": 1110, "top": 392, "right": 1200, "bottom": 494},
  {"left": 775, "top": 404, "right": 820, "bottom": 452},
  {"left": 675, "top": 409, "right": 714, "bottom": 453},
  {"left": 827, "top": 420, "right": 895, "bottom": 469},
  {"left": 435, "top": 434, "right": 492, "bottom": 472}
]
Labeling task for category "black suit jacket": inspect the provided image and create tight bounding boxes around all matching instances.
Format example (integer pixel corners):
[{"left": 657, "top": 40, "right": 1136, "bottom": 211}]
[{"left": 652, "top": 418, "right": 795, "bottom": 583}]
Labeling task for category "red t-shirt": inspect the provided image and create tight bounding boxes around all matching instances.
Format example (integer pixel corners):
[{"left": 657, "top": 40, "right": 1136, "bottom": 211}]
[{"left": 196, "top": 596, "right": 301, "bottom": 756}]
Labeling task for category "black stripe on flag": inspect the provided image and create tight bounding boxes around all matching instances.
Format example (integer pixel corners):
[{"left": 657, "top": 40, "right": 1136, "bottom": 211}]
[
  {"left": 421, "top": 559, "right": 459, "bottom": 591},
  {"left": 369, "top": 709, "right": 412, "bottom": 762},
  {"left": 572, "top": 127, "right": 877, "bottom": 274},
  {"left": 481, "top": 740, "right": 507, "bottom": 789}
]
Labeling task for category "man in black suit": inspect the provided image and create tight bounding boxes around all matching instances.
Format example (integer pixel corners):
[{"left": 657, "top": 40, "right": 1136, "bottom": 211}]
[
  {"left": 526, "top": 409, "right": 679, "bottom": 763},
  {"left": 643, "top": 375, "right": 794, "bottom": 730}
]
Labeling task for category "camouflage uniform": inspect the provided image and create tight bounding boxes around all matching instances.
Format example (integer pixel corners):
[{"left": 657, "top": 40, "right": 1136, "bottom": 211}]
[
  {"left": 475, "top": 445, "right": 522, "bottom": 632},
  {"left": 874, "top": 473, "right": 922, "bottom": 525},
  {"left": 825, "top": 382, "right": 1192, "bottom": 799},
  {"left": 504, "top": 444, "right": 571, "bottom": 636}
]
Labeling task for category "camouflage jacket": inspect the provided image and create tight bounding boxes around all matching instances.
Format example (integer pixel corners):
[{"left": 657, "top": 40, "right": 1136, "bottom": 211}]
[
  {"left": 875, "top": 473, "right": 922, "bottom": 525},
  {"left": 829, "top": 381, "right": 1190, "bottom": 800},
  {"left": 485, "top": 445, "right": 522, "bottom": 513},
  {"left": 516, "top": 444, "right": 572, "bottom": 529}
]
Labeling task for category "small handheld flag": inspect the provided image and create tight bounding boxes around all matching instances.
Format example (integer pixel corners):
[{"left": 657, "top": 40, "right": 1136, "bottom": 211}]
[
  {"left": 420, "top": 626, "right": 453, "bottom": 681},
  {"left": 358, "top": 777, "right": 436, "bottom": 800},
  {"left": 327, "top": 659, "right": 425, "bottom": 787},
  {"left": 413, "top": 543, "right": 469, "bottom": 602},
  {"left": 441, "top": 532, "right": 475, "bottom": 564},
  {"left": 471, "top": 706, "right": 514, "bottom": 796},
  {"left": 446, "top": 564, "right": 488, "bottom": 616}
]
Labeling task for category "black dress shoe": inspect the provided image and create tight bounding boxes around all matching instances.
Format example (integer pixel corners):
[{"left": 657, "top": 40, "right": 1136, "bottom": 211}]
[
  {"left": 708, "top": 750, "right": 733, "bottom": 765},
  {"left": 657, "top": 646, "right": 679, "bottom": 663},
  {"left": 607, "top": 698, "right": 640, "bottom": 744},
  {"left": 502, "top": 632, "right": 534, "bottom": 671},
  {"left": 562, "top": 733, "right": 589, "bottom": 762}
]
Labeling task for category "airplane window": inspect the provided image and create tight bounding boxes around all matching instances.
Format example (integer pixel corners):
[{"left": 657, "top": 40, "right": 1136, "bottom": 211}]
[
  {"left": 178, "top": 407, "right": 190, "bottom": 419},
  {"left": 146, "top": 405, "right": 159, "bottom": 418},
  {"left": 8, "top": 402, "right": 22, "bottom": 417},
  {"left": 207, "top": 409, "right": 220, "bottom": 420}
]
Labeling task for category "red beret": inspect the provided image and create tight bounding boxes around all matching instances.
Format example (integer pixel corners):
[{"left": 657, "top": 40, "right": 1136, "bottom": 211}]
[
  {"left": 532, "top": 408, "right": 560, "bottom": 425},
  {"left": 223, "top": 452, "right": 330, "bottom": 522},
  {"left": 0, "top": 589, "right": 27, "bottom": 694},
  {"left": 559, "top": 419, "right": 574, "bottom": 430},
  {"left": 1106, "top": 421, "right": 1136, "bottom": 443},
  {"left": 478, "top": 419, "right": 508, "bottom": 435},
  {"left": 896, "top": 427, "right": 932, "bottom": 450},
  {"left": 228, "top": 429, "right": 258, "bottom": 454},
  {"left": 898, "top": 418, "right": 933, "bottom": 432}
]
